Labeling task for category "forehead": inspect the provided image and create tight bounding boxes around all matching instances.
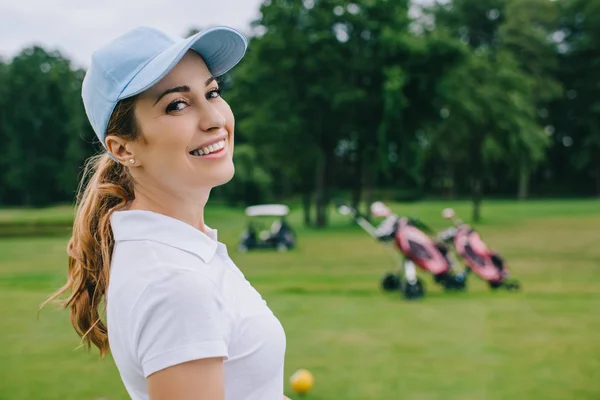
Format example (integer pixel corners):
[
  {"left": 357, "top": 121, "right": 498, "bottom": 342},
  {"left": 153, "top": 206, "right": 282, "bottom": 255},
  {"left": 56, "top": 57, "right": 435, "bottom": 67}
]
[{"left": 141, "top": 51, "right": 212, "bottom": 97}]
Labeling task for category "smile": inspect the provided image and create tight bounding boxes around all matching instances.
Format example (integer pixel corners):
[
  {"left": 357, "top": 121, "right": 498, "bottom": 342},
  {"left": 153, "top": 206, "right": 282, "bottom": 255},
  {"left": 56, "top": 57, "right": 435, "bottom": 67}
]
[{"left": 189, "top": 139, "right": 226, "bottom": 156}]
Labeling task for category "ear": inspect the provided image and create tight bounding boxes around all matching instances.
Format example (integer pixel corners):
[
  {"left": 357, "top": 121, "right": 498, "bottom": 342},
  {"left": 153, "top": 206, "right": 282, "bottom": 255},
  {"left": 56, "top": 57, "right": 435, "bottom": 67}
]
[{"left": 105, "top": 135, "right": 139, "bottom": 166}]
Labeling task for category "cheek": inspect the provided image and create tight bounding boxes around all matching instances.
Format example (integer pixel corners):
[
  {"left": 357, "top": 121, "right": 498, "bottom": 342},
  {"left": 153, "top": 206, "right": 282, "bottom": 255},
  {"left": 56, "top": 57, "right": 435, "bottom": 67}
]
[
  {"left": 220, "top": 104, "right": 235, "bottom": 152},
  {"left": 139, "top": 118, "right": 194, "bottom": 163}
]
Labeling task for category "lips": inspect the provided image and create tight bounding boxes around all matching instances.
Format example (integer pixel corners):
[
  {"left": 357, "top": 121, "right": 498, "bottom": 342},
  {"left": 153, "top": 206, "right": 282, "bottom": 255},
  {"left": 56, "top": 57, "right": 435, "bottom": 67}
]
[
  {"left": 189, "top": 135, "right": 227, "bottom": 156},
  {"left": 189, "top": 139, "right": 226, "bottom": 156}
]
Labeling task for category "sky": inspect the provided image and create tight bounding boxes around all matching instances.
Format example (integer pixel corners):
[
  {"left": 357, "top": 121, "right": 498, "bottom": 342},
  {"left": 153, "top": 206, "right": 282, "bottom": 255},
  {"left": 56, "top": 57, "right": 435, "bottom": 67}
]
[{"left": 0, "top": 0, "right": 265, "bottom": 68}]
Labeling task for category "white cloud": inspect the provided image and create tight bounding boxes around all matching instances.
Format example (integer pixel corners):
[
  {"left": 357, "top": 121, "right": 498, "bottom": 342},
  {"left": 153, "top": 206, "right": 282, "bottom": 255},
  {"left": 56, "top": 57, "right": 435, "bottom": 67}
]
[{"left": 0, "top": 0, "right": 263, "bottom": 68}]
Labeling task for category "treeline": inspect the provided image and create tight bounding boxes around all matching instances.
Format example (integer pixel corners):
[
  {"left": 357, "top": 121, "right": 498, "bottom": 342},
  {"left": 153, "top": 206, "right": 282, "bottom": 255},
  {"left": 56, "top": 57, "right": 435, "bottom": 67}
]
[{"left": 0, "top": 0, "right": 598, "bottom": 225}]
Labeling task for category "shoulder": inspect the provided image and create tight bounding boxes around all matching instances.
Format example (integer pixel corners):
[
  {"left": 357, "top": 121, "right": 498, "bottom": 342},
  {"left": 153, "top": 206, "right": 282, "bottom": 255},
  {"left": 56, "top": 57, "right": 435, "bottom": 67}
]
[
  {"left": 137, "top": 266, "right": 223, "bottom": 306},
  {"left": 123, "top": 267, "right": 233, "bottom": 378},
  {"left": 110, "top": 251, "right": 224, "bottom": 306},
  {"left": 108, "top": 260, "right": 233, "bottom": 338},
  {"left": 107, "top": 241, "right": 230, "bottom": 325},
  {"left": 111, "top": 239, "right": 207, "bottom": 272},
  {"left": 129, "top": 266, "right": 232, "bottom": 336},
  {"left": 111, "top": 238, "right": 224, "bottom": 286}
]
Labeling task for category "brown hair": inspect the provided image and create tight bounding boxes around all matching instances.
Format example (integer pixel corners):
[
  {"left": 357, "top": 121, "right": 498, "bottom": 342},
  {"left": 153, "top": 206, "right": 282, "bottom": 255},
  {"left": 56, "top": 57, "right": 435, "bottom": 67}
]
[{"left": 42, "top": 96, "right": 139, "bottom": 357}]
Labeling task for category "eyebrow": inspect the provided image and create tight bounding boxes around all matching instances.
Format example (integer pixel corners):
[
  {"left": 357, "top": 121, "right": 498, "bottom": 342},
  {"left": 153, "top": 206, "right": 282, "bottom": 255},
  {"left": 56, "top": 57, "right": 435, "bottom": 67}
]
[{"left": 153, "top": 77, "right": 217, "bottom": 106}]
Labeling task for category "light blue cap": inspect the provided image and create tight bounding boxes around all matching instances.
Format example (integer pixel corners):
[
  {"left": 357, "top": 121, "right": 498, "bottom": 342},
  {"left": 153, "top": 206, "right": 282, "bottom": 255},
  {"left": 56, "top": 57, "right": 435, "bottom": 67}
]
[{"left": 81, "top": 26, "right": 248, "bottom": 151}]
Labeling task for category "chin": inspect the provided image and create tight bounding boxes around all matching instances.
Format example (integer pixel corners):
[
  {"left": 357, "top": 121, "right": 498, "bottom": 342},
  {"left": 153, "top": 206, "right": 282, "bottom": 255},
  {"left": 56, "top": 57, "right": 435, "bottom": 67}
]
[{"left": 212, "top": 162, "right": 235, "bottom": 188}]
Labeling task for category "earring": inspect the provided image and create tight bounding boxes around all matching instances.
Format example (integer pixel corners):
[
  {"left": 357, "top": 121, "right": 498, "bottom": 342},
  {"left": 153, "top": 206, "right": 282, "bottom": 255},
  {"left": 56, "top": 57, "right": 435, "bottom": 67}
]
[{"left": 129, "top": 158, "right": 135, "bottom": 164}]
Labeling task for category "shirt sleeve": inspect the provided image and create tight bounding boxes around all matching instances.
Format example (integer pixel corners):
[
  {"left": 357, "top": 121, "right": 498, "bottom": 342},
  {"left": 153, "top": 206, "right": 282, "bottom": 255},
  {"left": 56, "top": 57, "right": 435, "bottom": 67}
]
[{"left": 130, "top": 268, "right": 231, "bottom": 378}]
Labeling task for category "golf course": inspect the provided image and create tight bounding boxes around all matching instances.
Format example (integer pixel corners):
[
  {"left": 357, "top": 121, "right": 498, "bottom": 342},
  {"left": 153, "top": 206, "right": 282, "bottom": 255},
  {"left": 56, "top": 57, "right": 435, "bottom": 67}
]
[{"left": 1, "top": 199, "right": 598, "bottom": 399}]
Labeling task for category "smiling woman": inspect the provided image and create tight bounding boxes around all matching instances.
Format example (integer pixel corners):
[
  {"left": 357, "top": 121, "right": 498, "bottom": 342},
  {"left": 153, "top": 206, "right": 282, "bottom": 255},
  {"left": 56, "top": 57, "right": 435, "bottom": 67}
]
[
  {"left": 113, "top": 51, "right": 237, "bottom": 203},
  {"left": 41, "top": 26, "right": 289, "bottom": 400}
]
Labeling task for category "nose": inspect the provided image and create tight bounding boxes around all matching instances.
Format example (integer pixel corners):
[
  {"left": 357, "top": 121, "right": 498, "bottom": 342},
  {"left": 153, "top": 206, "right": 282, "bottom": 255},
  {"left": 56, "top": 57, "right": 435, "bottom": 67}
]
[{"left": 197, "top": 102, "right": 226, "bottom": 132}]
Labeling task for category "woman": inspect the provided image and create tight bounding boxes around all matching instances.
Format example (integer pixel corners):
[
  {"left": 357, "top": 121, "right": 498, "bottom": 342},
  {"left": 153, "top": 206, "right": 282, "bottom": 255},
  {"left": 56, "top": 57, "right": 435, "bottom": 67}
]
[{"left": 45, "top": 26, "right": 290, "bottom": 400}]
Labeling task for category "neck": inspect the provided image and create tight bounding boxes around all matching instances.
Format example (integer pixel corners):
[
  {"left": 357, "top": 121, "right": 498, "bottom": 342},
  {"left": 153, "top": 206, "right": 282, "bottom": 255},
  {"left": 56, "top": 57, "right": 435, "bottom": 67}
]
[{"left": 128, "top": 183, "right": 211, "bottom": 232}]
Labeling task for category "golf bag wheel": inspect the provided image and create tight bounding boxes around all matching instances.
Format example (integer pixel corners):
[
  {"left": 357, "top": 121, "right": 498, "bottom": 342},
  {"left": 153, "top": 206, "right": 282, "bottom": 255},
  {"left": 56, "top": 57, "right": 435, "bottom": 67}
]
[
  {"left": 504, "top": 279, "right": 521, "bottom": 291},
  {"left": 435, "top": 271, "right": 467, "bottom": 291},
  {"left": 401, "top": 277, "right": 425, "bottom": 300},
  {"left": 450, "top": 276, "right": 467, "bottom": 291},
  {"left": 381, "top": 273, "right": 401, "bottom": 292}
]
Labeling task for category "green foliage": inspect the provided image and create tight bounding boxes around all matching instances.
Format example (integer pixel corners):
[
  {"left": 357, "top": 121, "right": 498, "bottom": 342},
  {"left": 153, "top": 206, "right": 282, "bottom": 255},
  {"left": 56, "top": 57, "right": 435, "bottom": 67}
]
[
  {"left": 226, "top": 0, "right": 417, "bottom": 225},
  {"left": 0, "top": 0, "right": 599, "bottom": 211},
  {"left": 212, "top": 144, "right": 274, "bottom": 206},
  {"left": 424, "top": 0, "right": 563, "bottom": 218},
  {"left": 548, "top": 0, "right": 600, "bottom": 193},
  {"left": 0, "top": 47, "right": 93, "bottom": 206}
]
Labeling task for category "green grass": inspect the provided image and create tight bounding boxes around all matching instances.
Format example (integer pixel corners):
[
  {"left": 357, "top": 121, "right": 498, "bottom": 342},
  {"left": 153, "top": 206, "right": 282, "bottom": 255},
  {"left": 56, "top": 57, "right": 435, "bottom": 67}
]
[
  {"left": 0, "top": 204, "right": 74, "bottom": 224},
  {"left": 1, "top": 199, "right": 599, "bottom": 399}
]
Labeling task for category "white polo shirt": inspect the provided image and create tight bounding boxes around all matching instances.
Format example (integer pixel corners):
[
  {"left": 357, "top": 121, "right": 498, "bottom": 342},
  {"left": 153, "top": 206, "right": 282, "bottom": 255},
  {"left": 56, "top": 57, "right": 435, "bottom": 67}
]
[{"left": 106, "top": 210, "right": 287, "bottom": 400}]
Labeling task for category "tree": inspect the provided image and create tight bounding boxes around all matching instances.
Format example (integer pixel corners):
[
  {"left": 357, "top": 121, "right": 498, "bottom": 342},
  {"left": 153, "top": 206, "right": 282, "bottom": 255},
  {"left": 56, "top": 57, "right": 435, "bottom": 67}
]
[
  {"left": 431, "top": 47, "right": 542, "bottom": 221},
  {"left": 0, "top": 47, "right": 92, "bottom": 206},
  {"left": 377, "top": 25, "right": 465, "bottom": 204},
  {"left": 499, "top": 0, "right": 562, "bottom": 199},
  {"left": 0, "top": 58, "right": 9, "bottom": 203},
  {"left": 425, "top": 0, "right": 555, "bottom": 220},
  {"left": 550, "top": 0, "right": 600, "bottom": 197},
  {"left": 227, "top": 0, "right": 464, "bottom": 225},
  {"left": 228, "top": 0, "right": 413, "bottom": 226}
]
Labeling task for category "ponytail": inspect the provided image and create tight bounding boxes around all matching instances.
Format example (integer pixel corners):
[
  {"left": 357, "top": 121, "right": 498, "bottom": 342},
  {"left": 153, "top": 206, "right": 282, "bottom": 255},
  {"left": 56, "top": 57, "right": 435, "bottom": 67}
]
[{"left": 42, "top": 97, "right": 138, "bottom": 357}]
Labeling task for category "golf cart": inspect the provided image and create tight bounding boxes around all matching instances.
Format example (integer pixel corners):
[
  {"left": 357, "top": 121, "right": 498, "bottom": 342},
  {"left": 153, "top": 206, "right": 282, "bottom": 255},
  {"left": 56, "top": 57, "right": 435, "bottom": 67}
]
[{"left": 238, "top": 204, "right": 296, "bottom": 252}]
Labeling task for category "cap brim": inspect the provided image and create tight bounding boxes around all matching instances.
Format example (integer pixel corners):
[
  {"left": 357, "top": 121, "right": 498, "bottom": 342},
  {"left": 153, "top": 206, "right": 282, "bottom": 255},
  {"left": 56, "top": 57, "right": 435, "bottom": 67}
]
[{"left": 119, "top": 26, "right": 247, "bottom": 99}]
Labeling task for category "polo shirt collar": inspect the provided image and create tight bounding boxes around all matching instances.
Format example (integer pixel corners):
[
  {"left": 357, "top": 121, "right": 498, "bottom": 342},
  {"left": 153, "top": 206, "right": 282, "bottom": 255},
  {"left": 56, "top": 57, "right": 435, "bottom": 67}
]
[{"left": 110, "top": 210, "right": 218, "bottom": 263}]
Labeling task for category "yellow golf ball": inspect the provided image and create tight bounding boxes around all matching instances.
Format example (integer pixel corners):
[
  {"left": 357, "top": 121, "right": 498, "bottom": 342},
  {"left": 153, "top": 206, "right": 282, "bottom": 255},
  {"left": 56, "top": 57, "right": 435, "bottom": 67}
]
[{"left": 290, "top": 369, "right": 314, "bottom": 394}]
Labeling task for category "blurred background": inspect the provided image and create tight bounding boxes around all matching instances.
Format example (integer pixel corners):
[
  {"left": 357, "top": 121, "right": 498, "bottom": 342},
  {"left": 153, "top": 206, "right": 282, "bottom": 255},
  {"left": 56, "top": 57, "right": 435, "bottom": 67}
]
[{"left": 0, "top": 0, "right": 599, "bottom": 399}]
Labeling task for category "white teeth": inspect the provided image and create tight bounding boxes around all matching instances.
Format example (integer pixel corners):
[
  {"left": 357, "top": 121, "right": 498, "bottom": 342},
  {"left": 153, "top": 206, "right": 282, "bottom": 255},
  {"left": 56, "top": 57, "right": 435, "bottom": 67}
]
[{"left": 191, "top": 139, "right": 226, "bottom": 156}]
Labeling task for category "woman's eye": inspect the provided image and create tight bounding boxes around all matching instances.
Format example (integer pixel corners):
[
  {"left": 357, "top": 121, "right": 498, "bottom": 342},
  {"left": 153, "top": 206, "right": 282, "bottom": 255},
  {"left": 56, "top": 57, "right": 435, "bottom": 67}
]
[
  {"left": 165, "top": 100, "right": 187, "bottom": 113},
  {"left": 207, "top": 88, "right": 222, "bottom": 99}
]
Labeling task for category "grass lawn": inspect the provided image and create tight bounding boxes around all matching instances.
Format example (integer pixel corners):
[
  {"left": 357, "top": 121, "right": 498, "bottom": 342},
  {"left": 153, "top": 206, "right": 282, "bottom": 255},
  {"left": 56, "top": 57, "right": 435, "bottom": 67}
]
[{"left": 1, "top": 199, "right": 599, "bottom": 399}]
